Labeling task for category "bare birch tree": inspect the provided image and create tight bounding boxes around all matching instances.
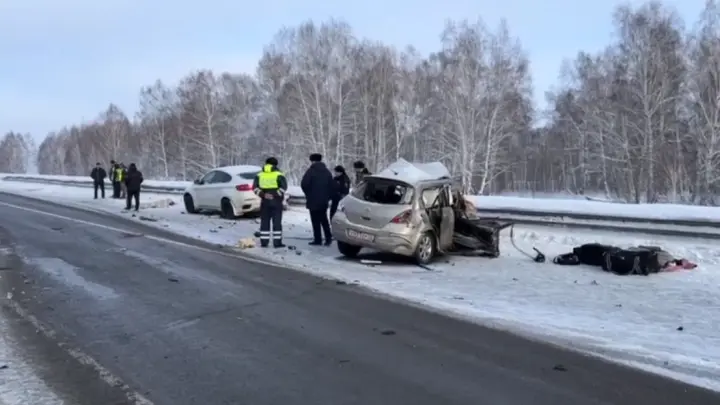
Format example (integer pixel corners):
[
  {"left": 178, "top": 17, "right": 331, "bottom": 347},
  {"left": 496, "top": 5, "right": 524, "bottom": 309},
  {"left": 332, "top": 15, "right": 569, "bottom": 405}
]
[{"left": 25, "top": 2, "right": 720, "bottom": 205}]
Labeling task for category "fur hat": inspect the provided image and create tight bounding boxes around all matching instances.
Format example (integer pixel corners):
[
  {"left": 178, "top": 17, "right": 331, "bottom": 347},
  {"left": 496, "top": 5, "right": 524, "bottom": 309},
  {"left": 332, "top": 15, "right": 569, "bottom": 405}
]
[
  {"left": 265, "top": 157, "right": 278, "bottom": 166},
  {"left": 353, "top": 160, "right": 365, "bottom": 169},
  {"left": 309, "top": 153, "right": 322, "bottom": 162}
]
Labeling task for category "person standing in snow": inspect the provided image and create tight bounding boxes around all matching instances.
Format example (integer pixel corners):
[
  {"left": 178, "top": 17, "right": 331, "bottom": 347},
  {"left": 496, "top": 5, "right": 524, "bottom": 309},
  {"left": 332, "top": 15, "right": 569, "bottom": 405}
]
[
  {"left": 330, "top": 165, "right": 351, "bottom": 219},
  {"left": 353, "top": 160, "right": 371, "bottom": 186},
  {"left": 124, "top": 163, "right": 143, "bottom": 211},
  {"left": 301, "top": 153, "right": 334, "bottom": 245},
  {"left": 90, "top": 162, "right": 107, "bottom": 199},
  {"left": 109, "top": 160, "right": 119, "bottom": 198},
  {"left": 253, "top": 157, "right": 287, "bottom": 248},
  {"left": 119, "top": 163, "right": 128, "bottom": 199}
]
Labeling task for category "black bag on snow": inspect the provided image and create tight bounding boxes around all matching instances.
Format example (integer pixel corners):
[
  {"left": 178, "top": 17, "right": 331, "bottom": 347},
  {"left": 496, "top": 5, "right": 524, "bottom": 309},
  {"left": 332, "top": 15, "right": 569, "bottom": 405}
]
[
  {"left": 573, "top": 243, "right": 615, "bottom": 266},
  {"left": 601, "top": 246, "right": 662, "bottom": 275}
]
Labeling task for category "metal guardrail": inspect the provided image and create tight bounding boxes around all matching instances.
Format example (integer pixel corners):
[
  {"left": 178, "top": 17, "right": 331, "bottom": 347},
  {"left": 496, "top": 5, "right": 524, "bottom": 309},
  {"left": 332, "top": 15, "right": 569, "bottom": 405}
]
[
  {"left": 3, "top": 176, "right": 187, "bottom": 192},
  {"left": 474, "top": 207, "right": 720, "bottom": 229},
  {"left": 2, "top": 175, "right": 717, "bottom": 238},
  {"left": 2, "top": 176, "right": 308, "bottom": 206}
]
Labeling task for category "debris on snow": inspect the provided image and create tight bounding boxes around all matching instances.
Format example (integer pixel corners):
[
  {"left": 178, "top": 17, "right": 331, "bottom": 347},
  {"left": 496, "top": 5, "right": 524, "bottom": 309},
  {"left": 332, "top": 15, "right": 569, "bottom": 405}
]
[
  {"left": 360, "top": 259, "right": 382, "bottom": 265},
  {"left": 237, "top": 238, "right": 256, "bottom": 249},
  {"left": 141, "top": 197, "right": 175, "bottom": 209}
]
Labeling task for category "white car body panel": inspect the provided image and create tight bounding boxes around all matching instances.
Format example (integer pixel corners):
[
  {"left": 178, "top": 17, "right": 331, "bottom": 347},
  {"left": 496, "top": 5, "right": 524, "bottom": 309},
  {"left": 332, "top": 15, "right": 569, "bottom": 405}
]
[{"left": 184, "top": 165, "right": 264, "bottom": 216}]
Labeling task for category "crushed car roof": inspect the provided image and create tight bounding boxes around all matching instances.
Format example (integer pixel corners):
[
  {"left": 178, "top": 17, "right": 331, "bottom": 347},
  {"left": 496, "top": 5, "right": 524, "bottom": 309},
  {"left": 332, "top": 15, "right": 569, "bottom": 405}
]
[{"left": 372, "top": 158, "right": 451, "bottom": 184}]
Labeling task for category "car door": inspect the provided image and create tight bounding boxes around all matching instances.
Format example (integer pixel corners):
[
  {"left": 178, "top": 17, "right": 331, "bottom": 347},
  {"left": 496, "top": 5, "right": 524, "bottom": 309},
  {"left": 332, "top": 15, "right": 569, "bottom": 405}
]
[
  {"left": 438, "top": 184, "right": 455, "bottom": 251},
  {"left": 195, "top": 171, "right": 218, "bottom": 207},
  {"left": 421, "top": 185, "right": 454, "bottom": 251},
  {"left": 206, "top": 170, "right": 233, "bottom": 209}
]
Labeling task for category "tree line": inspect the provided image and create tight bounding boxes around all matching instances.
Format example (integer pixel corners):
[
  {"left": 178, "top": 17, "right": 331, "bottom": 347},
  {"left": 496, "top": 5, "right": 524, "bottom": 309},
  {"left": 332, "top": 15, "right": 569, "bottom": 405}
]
[
  {"left": 0, "top": 132, "right": 35, "bottom": 174},
  {"left": 3, "top": 1, "right": 720, "bottom": 204}
]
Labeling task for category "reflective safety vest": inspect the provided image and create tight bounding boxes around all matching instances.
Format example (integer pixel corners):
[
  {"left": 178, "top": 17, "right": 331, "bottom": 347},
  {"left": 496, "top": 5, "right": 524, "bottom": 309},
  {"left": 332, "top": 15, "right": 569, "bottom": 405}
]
[
  {"left": 257, "top": 164, "right": 282, "bottom": 189},
  {"left": 115, "top": 168, "right": 124, "bottom": 181}
]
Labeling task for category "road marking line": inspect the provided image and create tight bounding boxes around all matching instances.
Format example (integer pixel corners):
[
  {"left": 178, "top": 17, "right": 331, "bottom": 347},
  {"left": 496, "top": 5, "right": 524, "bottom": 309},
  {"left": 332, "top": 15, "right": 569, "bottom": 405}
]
[
  {"left": 3, "top": 299, "right": 155, "bottom": 405},
  {"left": 0, "top": 199, "right": 289, "bottom": 274}
]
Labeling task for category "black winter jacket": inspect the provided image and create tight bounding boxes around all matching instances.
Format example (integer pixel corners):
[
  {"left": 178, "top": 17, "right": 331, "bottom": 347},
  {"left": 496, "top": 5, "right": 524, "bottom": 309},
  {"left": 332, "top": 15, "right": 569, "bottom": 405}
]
[
  {"left": 124, "top": 166, "right": 144, "bottom": 192},
  {"left": 301, "top": 162, "right": 334, "bottom": 211},
  {"left": 90, "top": 167, "right": 107, "bottom": 184},
  {"left": 332, "top": 173, "right": 351, "bottom": 200}
]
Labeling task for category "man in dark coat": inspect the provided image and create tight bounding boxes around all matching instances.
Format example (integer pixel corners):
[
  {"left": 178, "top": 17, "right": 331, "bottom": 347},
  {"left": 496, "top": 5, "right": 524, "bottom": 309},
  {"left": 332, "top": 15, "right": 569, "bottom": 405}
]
[
  {"left": 124, "top": 163, "right": 144, "bottom": 211},
  {"left": 90, "top": 162, "right": 107, "bottom": 199},
  {"left": 301, "top": 153, "right": 334, "bottom": 245},
  {"left": 330, "top": 165, "right": 351, "bottom": 219},
  {"left": 353, "top": 160, "right": 371, "bottom": 186}
]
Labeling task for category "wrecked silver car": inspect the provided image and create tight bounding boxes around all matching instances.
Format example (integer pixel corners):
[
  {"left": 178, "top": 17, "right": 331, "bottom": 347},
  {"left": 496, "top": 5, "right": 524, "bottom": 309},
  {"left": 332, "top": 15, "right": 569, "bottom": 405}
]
[{"left": 332, "top": 159, "right": 511, "bottom": 264}]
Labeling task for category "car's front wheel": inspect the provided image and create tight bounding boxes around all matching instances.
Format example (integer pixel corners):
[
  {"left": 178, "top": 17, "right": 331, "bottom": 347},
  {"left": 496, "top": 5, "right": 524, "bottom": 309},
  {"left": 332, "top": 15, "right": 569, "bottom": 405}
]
[
  {"left": 184, "top": 194, "right": 198, "bottom": 214},
  {"left": 414, "top": 232, "right": 437, "bottom": 265},
  {"left": 337, "top": 241, "right": 361, "bottom": 258}
]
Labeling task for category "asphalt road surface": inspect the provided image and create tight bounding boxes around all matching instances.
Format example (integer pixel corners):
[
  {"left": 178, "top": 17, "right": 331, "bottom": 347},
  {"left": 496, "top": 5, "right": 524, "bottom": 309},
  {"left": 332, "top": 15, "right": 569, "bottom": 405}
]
[{"left": 0, "top": 192, "right": 718, "bottom": 405}]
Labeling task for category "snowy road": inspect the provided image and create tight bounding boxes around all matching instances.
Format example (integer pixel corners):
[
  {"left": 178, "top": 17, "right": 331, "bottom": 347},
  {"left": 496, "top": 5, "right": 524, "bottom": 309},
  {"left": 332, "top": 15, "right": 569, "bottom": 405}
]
[
  {"left": 0, "top": 193, "right": 718, "bottom": 404},
  {"left": 0, "top": 238, "right": 132, "bottom": 405},
  {"left": 1, "top": 181, "right": 720, "bottom": 390}
]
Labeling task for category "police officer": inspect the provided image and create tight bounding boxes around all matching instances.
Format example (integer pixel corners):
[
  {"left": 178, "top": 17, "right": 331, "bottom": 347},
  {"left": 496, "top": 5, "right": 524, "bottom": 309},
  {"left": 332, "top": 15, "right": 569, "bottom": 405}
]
[
  {"left": 113, "top": 162, "right": 124, "bottom": 198},
  {"left": 253, "top": 157, "right": 287, "bottom": 248}
]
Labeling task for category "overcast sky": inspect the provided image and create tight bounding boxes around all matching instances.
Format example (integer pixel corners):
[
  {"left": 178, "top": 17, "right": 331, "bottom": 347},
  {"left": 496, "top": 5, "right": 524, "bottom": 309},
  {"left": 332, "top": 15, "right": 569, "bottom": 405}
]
[{"left": 0, "top": 0, "right": 706, "bottom": 141}]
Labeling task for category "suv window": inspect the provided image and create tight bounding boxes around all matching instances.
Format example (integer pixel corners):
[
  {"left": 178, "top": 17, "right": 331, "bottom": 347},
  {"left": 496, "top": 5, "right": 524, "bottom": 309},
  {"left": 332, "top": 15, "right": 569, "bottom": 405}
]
[
  {"left": 200, "top": 171, "right": 217, "bottom": 183},
  {"left": 421, "top": 187, "right": 441, "bottom": 208},
  {"left": 237, "top": 172, "right": 259, "bottom": 180},
  {"left": 352, "top": 178, "right": 413, "bottom": 204},
  {"left": 213, "top": 171, "right": 232, "bottom": 183}
]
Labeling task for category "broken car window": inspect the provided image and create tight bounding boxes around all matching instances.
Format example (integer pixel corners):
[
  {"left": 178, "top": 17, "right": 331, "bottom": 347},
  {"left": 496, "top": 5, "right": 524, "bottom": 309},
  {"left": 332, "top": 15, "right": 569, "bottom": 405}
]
[
  {"left": 421, "top": 187, "right": 441, "bottom": 208},
  {"left": 353, "top": 179, "right": 413, "bottom": 204}
]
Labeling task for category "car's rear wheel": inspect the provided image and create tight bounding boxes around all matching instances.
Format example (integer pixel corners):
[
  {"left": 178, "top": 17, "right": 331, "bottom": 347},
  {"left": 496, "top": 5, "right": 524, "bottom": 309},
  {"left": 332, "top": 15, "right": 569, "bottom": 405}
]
[
  {"left": 220, "top": 198, "right": 236, "bottom": 219},
  {"left": 414, "top": 232, "right": 436, "bottom": 265},
  {"left": 337, "top": 241, "right": 361, "bottom": 258},
  {"left": 183, "top": 194, "right": 198, "bottom": 214}
]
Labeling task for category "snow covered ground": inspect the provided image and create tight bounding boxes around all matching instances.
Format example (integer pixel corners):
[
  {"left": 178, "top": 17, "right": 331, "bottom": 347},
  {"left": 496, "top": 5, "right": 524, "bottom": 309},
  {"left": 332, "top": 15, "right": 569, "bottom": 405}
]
[
  {"left": 1, "top": 180, "right": 720, "bottom": 391},
  {"left": 5, "top": 173, "right": 720, "bottom": 223}
]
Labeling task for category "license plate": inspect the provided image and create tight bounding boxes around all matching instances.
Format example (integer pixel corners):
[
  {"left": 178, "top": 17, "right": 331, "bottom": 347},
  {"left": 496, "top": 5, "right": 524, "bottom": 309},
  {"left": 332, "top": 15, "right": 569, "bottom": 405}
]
[{"left": 347, "top": 229, "right": 375, "bottom": 242}]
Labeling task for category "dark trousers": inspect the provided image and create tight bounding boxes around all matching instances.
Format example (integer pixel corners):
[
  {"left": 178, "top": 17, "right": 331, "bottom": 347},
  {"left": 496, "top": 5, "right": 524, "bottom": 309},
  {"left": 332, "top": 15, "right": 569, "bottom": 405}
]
[
  {"left": 309, "top": 209, "right": 332, "bottom": 242},
  {"left": 94, "top": 182, "right": 105, "bottom": 199},
  {"left": 112, "top": 181, "right": 121, "bottom": 198},
  {"left": 126, "top": 190, "right": 140, "bottom": 210},
  {"left": 329, "top": 195, "right": 346, "bottom": 219},
  {"left": 259, "top": 199, "right": 283, "bottom": 247}
]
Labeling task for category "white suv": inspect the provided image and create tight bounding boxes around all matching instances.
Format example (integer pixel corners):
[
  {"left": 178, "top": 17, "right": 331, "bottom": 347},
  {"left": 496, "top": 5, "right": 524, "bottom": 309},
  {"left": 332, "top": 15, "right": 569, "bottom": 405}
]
[{"left": 183, "top": 165, "right": 263, "bottom": 218}]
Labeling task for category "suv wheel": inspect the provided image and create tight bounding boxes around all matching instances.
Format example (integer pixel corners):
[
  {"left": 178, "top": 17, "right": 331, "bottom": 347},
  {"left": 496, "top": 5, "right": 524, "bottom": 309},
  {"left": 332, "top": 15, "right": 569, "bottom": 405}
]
[
  {"left": 184, "top": 194, "right": 198, "bottom": 214},
  {"left": 414, "top": 232, "right": 436, "bottom": 265}
]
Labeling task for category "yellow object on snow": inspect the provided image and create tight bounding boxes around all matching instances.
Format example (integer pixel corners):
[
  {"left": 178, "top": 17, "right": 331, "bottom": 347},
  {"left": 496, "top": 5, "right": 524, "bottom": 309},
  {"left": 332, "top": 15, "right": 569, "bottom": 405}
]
[{"left": 237, "top": 238, "right": 256, "bottom": 249}]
